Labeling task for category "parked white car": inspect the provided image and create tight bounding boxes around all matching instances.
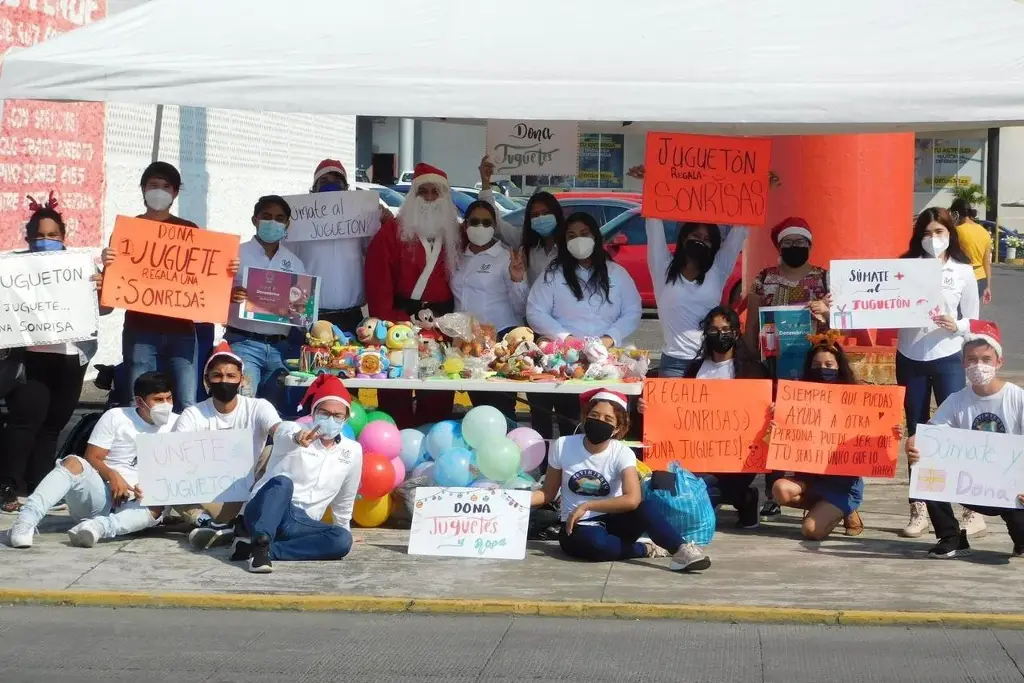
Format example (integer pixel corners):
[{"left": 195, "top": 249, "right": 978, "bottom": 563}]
[
  {"left": 354, "top": 181, "right": 405, "bottom": 213},
  {"left": 451, "top": 186, "right": 519, "bottom": 215}
]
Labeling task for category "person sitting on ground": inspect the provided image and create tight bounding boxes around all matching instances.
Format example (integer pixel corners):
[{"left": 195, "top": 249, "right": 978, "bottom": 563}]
[
  {"left": 6, "top": 372, "right": 177, "bottom": 549},
  {"left": 906, "top": 321, "right": 1024, "bottom": 559},
  {"left": 530, "top": 388, "right": 711, "bottom": 572},
  {"left": 230, "top": 374, "right": 362, "bottom": 574}
]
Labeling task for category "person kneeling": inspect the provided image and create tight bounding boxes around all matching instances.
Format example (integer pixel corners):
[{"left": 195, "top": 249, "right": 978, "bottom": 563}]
[
  {"left": 7, "top": 372, "right": 176, "bottom": 548},
  {"left": 230, "top": 375, "right": 362, "bottom": 573},
  {"left": 530, "top": 388, "right": 710, "bottom": 572}
]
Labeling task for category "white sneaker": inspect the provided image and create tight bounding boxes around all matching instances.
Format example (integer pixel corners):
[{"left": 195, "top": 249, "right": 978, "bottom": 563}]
[
  {"left": 669, "top": 541, "right": 711, "bottom": 572},
  {"left": 8, "top": 521, "right": 35, "bottom": 548},
  {"left": 900, "top": 502, "right": 930, "bottom": 538},
  {"left": 68, "top": 519, "right": 103, "bottom": 548},
  {"left": 640, "top": 540, "right": 670, "bottom": 558},
  {"left": 961, "top": 509, "right": 988, "bottom": 538}
]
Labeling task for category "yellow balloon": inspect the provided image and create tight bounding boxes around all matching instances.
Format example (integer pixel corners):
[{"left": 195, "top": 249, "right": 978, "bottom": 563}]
[
  {"left": 322, "top": 508, "right": 335, "bottom": 524},
  {"left": 353, "top": 493, "right": 393, "bottom": 528}
]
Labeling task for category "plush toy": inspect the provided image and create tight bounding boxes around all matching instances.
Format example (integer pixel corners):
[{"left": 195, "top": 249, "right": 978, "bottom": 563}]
[
  {"left": 494, "top": 326, "right": 539, "bottom": 359},
  {"left": 441, "top": 356, "right": 465, "bottom": 379},
  {"left": 356, "top": 317, "right": 388, "bottom": 347},
  {"left": 355, "top": 348, "right": 389, "bottom": 379},
  {"left": 306, "top": 320, "right": 336, "bottom": 348},
  {"left": 385, "top": 322, "right": 418, "bottom": 378}
]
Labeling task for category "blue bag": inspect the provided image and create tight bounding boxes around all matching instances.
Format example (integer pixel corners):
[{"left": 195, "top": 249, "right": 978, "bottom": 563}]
[{"left": 641, "top": 462, "right": 716, "bottom": 546}]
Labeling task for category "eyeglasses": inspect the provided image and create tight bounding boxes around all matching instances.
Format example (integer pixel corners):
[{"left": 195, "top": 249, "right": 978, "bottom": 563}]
[
  {"left": 468, "top": 219, "right": 494, "bottom": 228},
  {"left": 779, "top": 238, "right": 810, "bottom": 248},
  {"left": 315, "top": 409, "right": 347, "bottom": 420}
]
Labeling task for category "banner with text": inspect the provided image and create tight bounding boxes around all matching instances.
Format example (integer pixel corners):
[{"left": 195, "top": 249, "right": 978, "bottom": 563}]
[
  {"left": 485, "top": 120, "right": 580, "bottom": 176},
  {"left": 641, "top": 132, "right": 772, "bottom": 227},
  {"left": 829, "top": 259, "right": 943, "bottom": 330},
  {"left": 408, "top": 487, "right": 530, "bottom": 560},
  {"left": 238, "top": 267, "right": 320, "bottom": 328},
  {"left": 767, "top": 380, "right": 904, "bottom": 478},
  {"left": 100, "top": 216, "right": 239, "bottom": 324},
  {"left": 909, "top": 424, "right": 1024, "bottom": 510},
  {"left": 283, "top": 190, "right": 381, "bottom": 243},
  {"left": 642, "top": 379, "right": 773, "bottom": 473},
  {"left": 0, "top": 250, "right": 98, "bottom": 349},
  {"left": 137, "top": 429, "right": 255, "bottom": 507}
]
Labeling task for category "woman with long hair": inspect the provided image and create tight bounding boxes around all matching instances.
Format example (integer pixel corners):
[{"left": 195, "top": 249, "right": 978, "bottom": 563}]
[{"left": 897, "top": 207, "right": 980, "bottom": 538}]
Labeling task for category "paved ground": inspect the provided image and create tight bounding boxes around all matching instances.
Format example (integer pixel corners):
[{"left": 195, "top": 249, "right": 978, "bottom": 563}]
[{"left": 2, "top": 606, "right": 1024, "bottom": 682}]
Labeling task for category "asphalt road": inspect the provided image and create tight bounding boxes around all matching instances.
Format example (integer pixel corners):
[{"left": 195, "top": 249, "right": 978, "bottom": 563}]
[{"left": 1, "top": 607, "right": 1023, "bottom": 682}]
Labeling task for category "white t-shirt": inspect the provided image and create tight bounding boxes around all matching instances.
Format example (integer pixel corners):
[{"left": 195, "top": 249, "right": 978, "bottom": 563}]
[
  {"left": 172, "top": 396, "right": 280, "bottom": 462},
  {"left": 696, "top": 358, "right": 736, "bottom": 380},
  {"left": 549, "top": 435, "right": 637, "bottom": 522},
  {"left": 452, "top": 242, "right": 529, "bottom": 332},
  {"left": 87, "top": 406, "right": 179, "bottom": 487},
  {"left": 930, "top": 381, "right": 1024, "bottom": 435}
]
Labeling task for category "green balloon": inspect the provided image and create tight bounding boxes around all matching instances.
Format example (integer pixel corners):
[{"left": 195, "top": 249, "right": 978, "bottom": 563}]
[
  {"left": 476, "top": 435, "right": 520, "bottom": 483},
  {"left": 348, "top": 401, "right": 368, "bottom": 436},
  {"left": 365, "top": 410, "right": 396, "bottom": 426}
]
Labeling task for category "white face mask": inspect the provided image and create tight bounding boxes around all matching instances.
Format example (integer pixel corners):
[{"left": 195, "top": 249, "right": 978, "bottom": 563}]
[
  {"left": 965, "top": 362, "right": 997, "bottom": 387},
  {"left": 567, "top": 236, "right": 595, "bottom": 260},
  {"left": 144, "top": 188, "right": 174, "bottom": 212},
  {"left": 922, "top": 235, "right": 949, "bottom": 258},
  {"left": 467, "top": 224, "right": 494, "bottom": 247},
  {"left": 146, "top": 401, "right": 174, "bottom": 427}
]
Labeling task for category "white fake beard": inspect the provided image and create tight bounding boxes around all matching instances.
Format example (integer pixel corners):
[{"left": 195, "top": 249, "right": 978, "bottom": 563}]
[{"left": 398, "top": 194, "right": 461, "bottom": 273}]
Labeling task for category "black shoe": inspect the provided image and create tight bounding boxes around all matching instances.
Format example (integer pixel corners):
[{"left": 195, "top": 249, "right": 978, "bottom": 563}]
[
  {"left": 736, "top": 487, "right": 761, "bottom": 529},
  {"left": 1012, "top": 542, "right": 1024, "bottom": 559},
  {"left": 229, "top": 538, "right": 252, "bottom": 562},
  {"left": 247, "top": 536, "right": 273, "bottom": 574},
  {"left": 760, "top": 501, "right": 782, "bottom": 518},
  {"left": 928, "top": 530, "right": 971, "bottom": 559},
  {"left": 0, "top": 486, "right": 21, "bottom": 514}
]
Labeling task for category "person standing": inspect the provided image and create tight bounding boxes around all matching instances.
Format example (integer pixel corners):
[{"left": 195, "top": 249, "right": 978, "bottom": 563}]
[
  {"left": 0, "top": 348, "right": 49, "bottom": 513},
  {"left": 949, "top": 198, "right": 993, "bottom": 304}
]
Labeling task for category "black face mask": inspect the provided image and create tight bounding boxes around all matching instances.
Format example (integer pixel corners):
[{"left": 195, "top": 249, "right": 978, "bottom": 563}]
[
  {"left": 807, "top": 367, "right": 839, "bottom": 383},
  {"left": 780, "top": 246, "right": 810, "bottom": 268},
  {"left": 683, "top": 240, "right": 714, "bottom": 271},
  {"left": 583, "top": 418, "right": 616, "bottom": 445},
  {"left": 208, "top": 381, "right": 241, "bottom": 403},
  {"left": 706, "top": 331, "right": 737, "bottom": 354}
]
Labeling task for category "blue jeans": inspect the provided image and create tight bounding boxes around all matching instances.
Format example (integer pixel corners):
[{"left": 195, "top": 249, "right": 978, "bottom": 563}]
[
  {"left": 658, "top": 354, "right": 695, "bottom": 378},
  {"left": 244, "top": 475, "right": 352, "bottom": 561},
  {"left": 223, "top": 332, "right": 290, "bottom": 410},
  {"left": 123, "top": 328, "right": 197, "bottom": 413},
  {"left": 558, "top": 500, "right": 684, "bottom": 561}
]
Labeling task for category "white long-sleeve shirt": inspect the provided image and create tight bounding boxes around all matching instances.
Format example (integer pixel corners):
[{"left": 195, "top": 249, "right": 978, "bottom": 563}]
[
  {"left": 480, "top": 189, "right": 522, "bottom": 250},
  {"left": 647, "top": 219, "right": 747, "bottom": 360},
  {"left": 897, "top": 257, "right": 979, "bottom": 362},
  {"left": 451, "top": 242, "right": 529, "bottom": 332},
  {"left": 526, "top": 261, "right": 641, "bottom": 345},
  {"left": 290, "top": 238, "right": 368, "bottom": 310},
  {"left": 479, "top": 188, "right": 555, "bottom": 285},
  {"left": 246, "top": 422, "right": 363, "bottom": 529}
]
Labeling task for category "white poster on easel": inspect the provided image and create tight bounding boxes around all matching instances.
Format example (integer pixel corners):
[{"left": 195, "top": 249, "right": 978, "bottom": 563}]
[
  {"left": 485, "top": 120, "right": 579, "bottom": 175},
  {"left": 829, "top": 259, "right": 943, "bottom": 329},
  {"left": 408, "top": 487, "right": 531, "bottom": 560}
]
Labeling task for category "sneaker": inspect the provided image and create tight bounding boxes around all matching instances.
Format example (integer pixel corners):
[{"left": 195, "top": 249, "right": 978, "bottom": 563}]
[
  {"left": 960, "top": 509, "right": 988, "bottom": 538},
  {"left": 844, "top": 511, "right": 864, "bottom": 537},
  {"left": 8, "top": 520, "right": 35, "bottom": 548},
  {"left": 760, "top": 500, "right": 782, "bottom": 518},
  {"left": 1, "top": 486, "right": 21, "bottom": 514},
  {"left": 188, "top": 520, "right": 235, "bottom": 550},
  {"left": 736, "top": 487, "right": 761, "bottom": 529},
  {"left": 68, "top": 519, "right": 103, "bottom": 548},
  {"left": 669, "top": 541, "right": 711, "bottom": 572},
  {"left": 247, "top": 536, "right": 273, "bottom": 574},
  {"left": 229, "top": 538, "right": 253, "bottom": 562},
  {"left": 899, "top": 501, "right": 930, "bottom": 538},
  {"left": 928, "top": 530, "right": 971, "bottom": 559},
  {"left": 640, "top": 540, "right": 670, "bottom": 558}
]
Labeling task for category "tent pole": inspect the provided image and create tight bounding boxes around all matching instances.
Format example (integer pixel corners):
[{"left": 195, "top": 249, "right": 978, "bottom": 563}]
[{"left": 151, "top": 104, "right": 164, "bottom": 161}]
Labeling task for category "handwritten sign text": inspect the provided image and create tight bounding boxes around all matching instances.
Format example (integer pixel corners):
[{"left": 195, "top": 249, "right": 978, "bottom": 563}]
[
  {"left": 485, "top": 120, "right": 579, "bottom": 175},
  {"left": 137, "top": 429, "right": 255, "bottom": 506},
  {"left": 829, "top": 259, "right": 943, "bottom": 329},
  {"left": 283, "top": 190, "right": 381, "bottom": 243},
  {"left": 407, "top": 486, "right": 530, "bottom": 560}
]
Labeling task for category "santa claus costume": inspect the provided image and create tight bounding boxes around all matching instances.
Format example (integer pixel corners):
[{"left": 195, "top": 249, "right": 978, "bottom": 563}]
[{"left": 364, "top": 162, "right": 459, "bottom": 428}]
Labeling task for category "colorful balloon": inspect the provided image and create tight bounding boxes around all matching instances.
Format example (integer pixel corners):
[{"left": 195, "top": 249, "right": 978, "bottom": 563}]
[
  {"left": 348, "top": 401, "right": 368, "bottom": 436},
  {"left": 390, "top": 455, "right": 406, "bottom": 489},
  {"left": 432, "top": 447, "right": 475, "bottom": 487},
  {"left": 398, "top": 429, "right": 425, "bottom": 470},
  {"left": 416, "top": 422, "right": 435, "bottom": 435},
  {"left": 460, "top": 405, "right": 508, "bottom": 448},
  {"left": 358, "top": 420, "right": 402, "bottom": 459},
  {"left": 423, "top": 420, "right": 466, "bottom": 460},
  {"left": 359, "top": 452, "right": 397, "bottom": 498},
  {"left": 508, "top": 426, "right": 547, "bottom": 472},
  {"left": 475, "top": 435, "right": 521, "bottom": 483},
  {"left": 365, "top": 410, "right": 396, "bottom": 426},
  {"left": 352, "top": 494, "right": 392, "bottom": 528},
  {"left": 410, "top": 461, "right": 434, "bottom": 481}
]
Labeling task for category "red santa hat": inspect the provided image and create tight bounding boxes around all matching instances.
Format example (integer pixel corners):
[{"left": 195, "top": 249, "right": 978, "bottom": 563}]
[
  {"left": 298, "top": 374, "right": 353, "bottom": 412},
  {"left": 966, "top": 320, "right": 1002, "bottom": 358},
  {"left": 579, "top": 388, "right": 629, "bottom": 411},
  {"left": 204, "top": 341, "right": 243, "bottom": 375},
  {"left": 410, "top": 162, "right": 449, "bottom": 194},
  {"left": 313, "top": 158, "right": 347, "bottom": 184},
  {"left": 771, "top": 217, "right": 813, "bottom": 245}
]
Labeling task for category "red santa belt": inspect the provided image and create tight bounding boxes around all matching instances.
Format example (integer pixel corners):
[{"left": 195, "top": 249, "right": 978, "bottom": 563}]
[{"left": 394, "top": 296, "right": 454, "bottom": 317}]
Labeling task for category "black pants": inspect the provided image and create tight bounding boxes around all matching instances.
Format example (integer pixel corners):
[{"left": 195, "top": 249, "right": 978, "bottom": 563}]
[
  {"left": 927, "top": 500, "right": 1024, "bottom": 545},
  {"left": 319, "top": 307, "right": 365, "bottom": 336},
  {"left": 21, "top": 352, "right": 88, "bottom": 490},
  {"left": 0, "top": 379, "right": 50, "bottom": 492},
  {"left": 700, "top": 473, "right": 757, "bottom": 509}
]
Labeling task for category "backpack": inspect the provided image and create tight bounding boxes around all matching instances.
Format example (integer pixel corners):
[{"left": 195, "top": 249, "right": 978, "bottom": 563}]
[
  {"left": 642, "top": 462, "right": 716, "bottom": 546},
  {"left": 56, "top": 411, "right": 103, "bottom": 461}
]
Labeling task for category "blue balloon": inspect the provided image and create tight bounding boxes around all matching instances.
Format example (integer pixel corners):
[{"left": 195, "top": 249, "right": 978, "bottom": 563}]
[
  {"left": 423, "top": 420, "right": 467, "bottom": 460},
  {"left": 342, "top": 423, "right": 356, "bottom": 440},
  {"left": 432, "top": 447, "right": 475, "bottom": 487},
  {"left": 398, "top": 429, "right": 425, "bottom": 470}
]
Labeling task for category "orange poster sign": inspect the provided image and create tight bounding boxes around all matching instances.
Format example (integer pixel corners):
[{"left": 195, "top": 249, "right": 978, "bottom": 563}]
[
  {"left": 642, "top": 379, "right": 773, "bottom": 473},
  {"left": 766, "top": 380, "right": 905, "bottom": 478},
  {"left": 641, "top": 132, "right": 772, "bottom": 227},
  {"left": 100, "top": 216, "right": 240, "bottom": 324}
]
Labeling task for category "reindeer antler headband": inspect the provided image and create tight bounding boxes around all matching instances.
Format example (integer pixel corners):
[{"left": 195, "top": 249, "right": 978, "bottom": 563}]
[
  {"left": 26, "top": 191, "right": 59, "bottom": 213},
  {"left": 806, "top": 329, "right": 844, "bottom": 350}
]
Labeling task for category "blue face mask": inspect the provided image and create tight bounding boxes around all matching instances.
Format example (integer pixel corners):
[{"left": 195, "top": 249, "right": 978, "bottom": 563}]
[
  {"left": 313, "top": 413, "right": 346, "bottom": 440},
  {"left": 317, "top": 182, "right": 344, "bottom": 193},
  {"left": 30, "top": 238, "right": 64, "bottom": 252},
  {"left": 257, "top": 219, "right": 287, "bottom": 243},
  {"left": 530, "top": 214, "right": 557, "bottom": 237}
]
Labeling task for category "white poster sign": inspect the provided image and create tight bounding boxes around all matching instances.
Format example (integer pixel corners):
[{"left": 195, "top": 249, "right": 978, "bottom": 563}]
[
  {"left": 408, "top": 487, "right": 531, "bottom": 560},
  {"left": 485, "top": 120, "right": 579, "bottom": 175},
  {"left": 829, "top": 259, "right": 943, "bottom": 330},
  {"left": 137, "top": 429, "right": 255, "bottom": 506},
  {"left": 283, "top": 190, "right": 381, "bottom": 243},
  {"left": 0, "top": 250, "right": 99, "bottom": 350},
  {"left": 909, "top": 425, "right": 1024, "bottom": 510}
]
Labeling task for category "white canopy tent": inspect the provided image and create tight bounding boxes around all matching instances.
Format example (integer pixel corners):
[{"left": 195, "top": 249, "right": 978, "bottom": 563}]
[{"left": 2, "top": 0, "right": 1024, "bottom": 133}]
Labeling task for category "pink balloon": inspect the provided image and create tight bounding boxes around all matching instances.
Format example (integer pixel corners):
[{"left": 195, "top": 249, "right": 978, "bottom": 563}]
[
  {"left": 508, "top": 427, "right": 547, "bottom": 472},
  {"left": 358, "top": 420, "right": 402, "bottom": 459},
  {"left": 391, "top": 455, "right": 406, "bottom": 488}
]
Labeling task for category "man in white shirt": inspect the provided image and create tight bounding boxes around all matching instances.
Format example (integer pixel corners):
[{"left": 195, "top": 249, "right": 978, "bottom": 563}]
[
  {"left": 7, "top": 372, "right": 178, "bottom": 548},
  {"left": 226, "top": 195, "right": 305, "bottom": 410},
  {"left": 230, "top": 374, "right": 362, "bottom": 573},
  {"left": 907, "top": 321, "right": 1024, "bottom": 559}
]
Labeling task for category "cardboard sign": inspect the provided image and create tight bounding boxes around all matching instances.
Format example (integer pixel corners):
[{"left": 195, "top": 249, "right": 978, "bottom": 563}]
[
  {"left": 485, "top": 120, "right": 580, "bottom": 175},
  {"left": 283, "top": 190, "right": 381, "bottom": 243},
  {"left": 642, "top": 379, "right": 773, "bottom": 473},
  {"left": 0, "top": 250, "right": 99, "bottom": 349},
  {"left": 100, "top": 216, "right": 239, "bottom": 324},
  {"left": 910, "top": 425, "right": 1024, "bottom": 510},
  {"left": 137, "top": 429, "right": 255, "bottom": 506},
  {"left": 641, "top": 132, "right": 772, "bottom": 226},
  {"left": 829, "top": 259, "right": 943, "bottom": 330},
  {"left": 238, "top": 267, "right": 320, "bottom": 328},
  {"left": 408, "top": 486, "right": 530, "bottom": 560},
  {"left": 767, "top": 380, "right": 904, "bottom": 478},
  {"left": 758, "top": 306, "right": 814, "bottom": 381}
]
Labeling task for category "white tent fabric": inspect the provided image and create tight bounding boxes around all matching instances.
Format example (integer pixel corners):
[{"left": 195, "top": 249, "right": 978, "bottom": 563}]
[{"left": 3, "top": 0, "right": 1024, "bottom": 132}]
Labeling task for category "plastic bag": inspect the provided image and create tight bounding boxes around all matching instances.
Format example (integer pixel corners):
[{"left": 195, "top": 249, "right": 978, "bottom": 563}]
[{"left": 641, "top": 462, "right": 716, "bottom": 546}]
